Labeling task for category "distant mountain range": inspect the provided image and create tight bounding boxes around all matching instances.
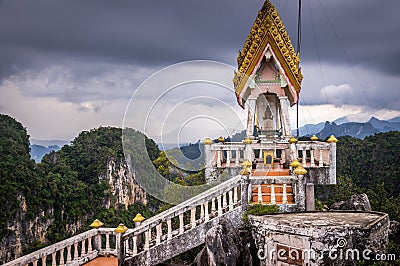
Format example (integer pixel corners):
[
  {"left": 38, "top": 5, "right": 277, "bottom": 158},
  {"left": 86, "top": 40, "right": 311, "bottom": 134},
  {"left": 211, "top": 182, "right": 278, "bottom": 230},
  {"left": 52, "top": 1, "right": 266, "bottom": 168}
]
[
  {"left": 30, "top": 139, "right": 70, "bottom": 162},
  {"left": 294, "top": 116, "right": 400, "bottom": 139}
]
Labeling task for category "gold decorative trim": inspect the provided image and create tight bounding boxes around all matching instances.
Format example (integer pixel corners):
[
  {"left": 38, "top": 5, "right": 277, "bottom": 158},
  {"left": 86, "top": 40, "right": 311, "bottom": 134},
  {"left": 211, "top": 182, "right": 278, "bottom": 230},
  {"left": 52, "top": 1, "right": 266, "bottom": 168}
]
[{"left": 234, "top": 0, "right": 303, "bottom": 106}]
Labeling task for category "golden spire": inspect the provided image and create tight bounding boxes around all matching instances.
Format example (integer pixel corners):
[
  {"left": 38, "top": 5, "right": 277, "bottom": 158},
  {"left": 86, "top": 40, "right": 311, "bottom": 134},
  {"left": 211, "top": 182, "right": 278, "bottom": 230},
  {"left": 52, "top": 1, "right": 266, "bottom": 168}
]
[{"left": 234, "top": 0, "right": 303, "bottom": 107}]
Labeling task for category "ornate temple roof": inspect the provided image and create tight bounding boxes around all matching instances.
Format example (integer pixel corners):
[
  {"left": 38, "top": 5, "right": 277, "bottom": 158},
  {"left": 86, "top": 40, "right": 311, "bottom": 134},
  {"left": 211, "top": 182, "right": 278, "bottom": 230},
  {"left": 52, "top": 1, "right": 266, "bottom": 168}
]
[{"left": 234, "top": 0, "right": 303, "bottom": 107}]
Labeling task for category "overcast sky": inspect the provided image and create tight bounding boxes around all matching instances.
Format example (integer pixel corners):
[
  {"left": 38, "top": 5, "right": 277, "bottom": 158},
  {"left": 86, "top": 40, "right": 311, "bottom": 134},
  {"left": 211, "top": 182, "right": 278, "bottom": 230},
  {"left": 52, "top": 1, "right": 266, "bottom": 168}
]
[{"left": 1, "top": 0, "right": 400, "bottom": 142}]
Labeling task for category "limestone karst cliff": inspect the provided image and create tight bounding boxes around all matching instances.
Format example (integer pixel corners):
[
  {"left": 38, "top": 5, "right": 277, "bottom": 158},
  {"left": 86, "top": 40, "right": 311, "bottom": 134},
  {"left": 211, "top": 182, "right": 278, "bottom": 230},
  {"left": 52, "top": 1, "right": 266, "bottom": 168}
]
[{"left": 0, "top": 115, "right": 154, "bottom": 263}]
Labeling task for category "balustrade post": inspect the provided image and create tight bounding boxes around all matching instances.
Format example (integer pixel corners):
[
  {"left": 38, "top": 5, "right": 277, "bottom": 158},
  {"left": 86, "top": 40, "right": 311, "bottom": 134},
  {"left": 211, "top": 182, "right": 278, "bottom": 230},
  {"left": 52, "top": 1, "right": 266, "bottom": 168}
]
[
  {"left": 204, "top": 202, "right": 209, "bottom": 222},
  {"left": 167, "top": 219, "right": 172, "bottom": 240},
  {"left": 144, "top": 230, "right": 150, "bottom": 251},
  {"left": 200, "top": 204, "right": 204, "bottom": 219},
  {"left": 233, "top": 186, "right": 238, "bottom": 204},
  {"left": 179, "top": 213, "right": 184, "bottom": 234},
  {"left": 271, "top": 184, "right": 276, "bottom": 204},
  {"left": 191, "top": 208, "right": 196, "bottom": 228},
  {"left": 59, "top": 248, "right": 65, "bottom": 265},
  {"left": 282, "top": 183, "right": 288, "bottom": 204},
  {"left": 88, "top": 237, "right": 93, "bottom": 253},
  {"left": 228, "top": 190, "right": 234, "bottom": 210},
  {"left": 81, "top": 239, "right": 86, "bottom": 256},
  {"left": 302, "top": 147, "right": 306, "bottom": 167},
  {"left": 328, "top": 136, "right": 338, "bottom": 184},
  {"left": 66, "top": 245, "right": 72, "bottom": 263},
  {"left": 217, "top": 195, "right": 222, "bottom": 216},
  {"left": 211, "top": 198, "right": 216, "bottom": 213},
  {"left": 132, "top": 236, "right": 138, "bottom": 255},
  {"left": 310, "top": 148, "right": 315, "bottom": 167},
  {"left": 156, "top": 223, "right": 162, "bottom": 244},
  {"left": 51, "top": 252, "right": 56, "bottom": 266},
  {"left": 73, "top": 242, "right": 79, "bottom": 260},
  {"left": 41, "top": 256, "right": 46, "bottom": 266},
  {"left": 105, "top": 234, "right": 110, "bottom": 251},
  {"left": 235, "top": 150, "right": 240, "bottom": 166},
  {"left": 222, "top": 192, "right": 227, "bottom": 209},
  {"left": 257, "top": 185, "right": 262, "bottom": 203},
  {"left": 33, "top": 260, "right": 38, "bottom": 266},
  {"left": 259, "top": 148, "right": 263, "bottom": 159},
  {"left": 319, "top": 149, "right": 323, "bottom": 167},
  {"left": 217, "top": 150, "right": 222, "bottom": 168}
]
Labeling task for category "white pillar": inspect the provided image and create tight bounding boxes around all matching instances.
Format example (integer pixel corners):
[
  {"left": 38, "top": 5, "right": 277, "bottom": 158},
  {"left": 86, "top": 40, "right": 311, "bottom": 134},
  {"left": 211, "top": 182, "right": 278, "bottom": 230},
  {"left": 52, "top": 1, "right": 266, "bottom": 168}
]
[
  {"left": 310, "top": 149, "right": 315, "bottom": 167},
  {"left": 282, "top": 184, "right": 288, "bottom": 204},
  {"left": 229, "top": 190, "right": 234, "bottom": 210},
  {"left": 156, "top": 224, "right": 162, "bottom": 245},
  {"left": 246, "top": 98, "right": 257, "bottom": 137},
  {"left": 279, "top": 96, "right": 291, "bottom": 137},
  {"left": 59, "top": 248, "right": 65, "bottom": 266},
  {"left": 191, "top": 208, "right": 196, "bottom": 228},
  {"left": 179, "top": 213, "right": 184, "bottom": 234},
  {"left": 73, "top": 242, "right": 79, "bottom": 260},
  {"left": 222, "top": 192, "right": 227, "bottom": 209},
  {"left": 204, "top": 202, "right": 209, "bottom": 222},
  {"left": 302, "top": 147, "right": 307, "bottom": 167},
  {"left": 211, "top": 198, "right": 216, "bottom": 212},
  {"left": 132, "top": 236, "right": 138, "bottom": 255},
  {"left": 226, "top": 150, "right": 231, "bottom": 167},
  {"left": 319, "top": 149, "right": 324, "bottom": 167},
  {"left": 233, "top": 186, "right": 238, "bottom": 203},
  {"left": 217, "top": 195, "right": 222, "bottom": 216},
  {"left": 217, "top": 149, "right": 222, "bottom": 168},
  {"left": 144, "top": 231, "right": 150, "bottom": 251},
  {"left": 167, "top": 219, "right": 172, "bottom": 240},
  {"left": 257, "top": 185, "right": 262, "bottom": 203},
  {"left": 235, "top": 150, "right": 240, "bottom": 166},
  {"left": 271, "top": 184, "right": 276, "bottom": 204}
]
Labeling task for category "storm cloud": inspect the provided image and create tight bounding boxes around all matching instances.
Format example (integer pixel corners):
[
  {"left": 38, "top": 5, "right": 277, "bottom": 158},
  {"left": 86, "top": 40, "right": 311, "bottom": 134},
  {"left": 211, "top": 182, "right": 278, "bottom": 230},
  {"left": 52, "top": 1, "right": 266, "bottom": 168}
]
[{"left": 0, "top": 0, "right": 399, "bottom": 139}]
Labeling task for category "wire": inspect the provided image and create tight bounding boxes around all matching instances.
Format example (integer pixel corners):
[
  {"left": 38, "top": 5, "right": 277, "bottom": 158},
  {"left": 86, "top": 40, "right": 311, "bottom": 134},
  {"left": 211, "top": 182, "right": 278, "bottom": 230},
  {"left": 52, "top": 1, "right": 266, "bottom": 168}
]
[
  {"left": 296, "top": 0, "right": 302, "bottom": 138},
  {"left": 307, "top": 0, "right": 329, "bottom": 106},
  {"left": 317, "top": 0, "right": 372, "bottom": 107}
]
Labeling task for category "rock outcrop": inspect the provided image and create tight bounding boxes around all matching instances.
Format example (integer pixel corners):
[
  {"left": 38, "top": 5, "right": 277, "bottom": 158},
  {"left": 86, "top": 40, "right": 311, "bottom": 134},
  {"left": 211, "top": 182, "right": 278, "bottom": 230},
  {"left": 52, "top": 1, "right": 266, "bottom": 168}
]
[
  {"left": 194, "top": 218, "right": 252, "bottom": 266},
  {"left": 330, "top": 193, "right": 372, "bottom": 211},
  {"left": 102, "top": 158, "right": 147, "bottom": 209}
]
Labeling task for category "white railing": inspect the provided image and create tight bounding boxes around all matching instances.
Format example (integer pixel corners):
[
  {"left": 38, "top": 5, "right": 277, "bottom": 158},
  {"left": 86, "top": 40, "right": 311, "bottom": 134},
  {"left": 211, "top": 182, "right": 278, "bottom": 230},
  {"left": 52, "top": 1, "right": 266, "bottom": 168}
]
[
  {"left": 120, "top": 175, "right": 243, "bottom": 263},
  {"left": 296, "top": 141, "right": 331, "bottom": 167},
  {"left": 3, "top": 228, "right": 117, "bottom": 266},
  {"left": 208, "top": 140, "right": 334, "bottom": 169}
]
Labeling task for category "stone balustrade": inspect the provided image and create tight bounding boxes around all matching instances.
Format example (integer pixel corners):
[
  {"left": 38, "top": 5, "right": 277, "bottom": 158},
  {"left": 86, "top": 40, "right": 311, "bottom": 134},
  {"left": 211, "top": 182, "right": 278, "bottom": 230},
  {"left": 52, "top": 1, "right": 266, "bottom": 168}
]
[
  {"left": 3, "top": 228, "right": 118, "bottom": 266},
  {"left": 120, "top": 175, "right": 244, "bottom": 265}
]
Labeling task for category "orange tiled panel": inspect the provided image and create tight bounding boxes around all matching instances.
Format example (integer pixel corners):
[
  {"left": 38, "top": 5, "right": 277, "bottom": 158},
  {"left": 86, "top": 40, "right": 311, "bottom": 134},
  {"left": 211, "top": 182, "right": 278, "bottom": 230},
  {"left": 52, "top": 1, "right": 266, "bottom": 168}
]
[{"left": 251, "top": 184, "right": 295, "bottom": 204}]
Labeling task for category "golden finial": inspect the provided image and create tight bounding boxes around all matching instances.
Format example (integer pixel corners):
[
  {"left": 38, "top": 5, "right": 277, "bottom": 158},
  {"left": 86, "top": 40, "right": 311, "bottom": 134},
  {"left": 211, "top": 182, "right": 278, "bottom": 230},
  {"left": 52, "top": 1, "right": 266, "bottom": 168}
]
[
  {"left": 327, "top": 135, "right": 338, "bottom": 143},
  {"left": 217, "top": 136, "right": 225, "bottom": 143},
  {"left": 289, "top": 136, "right": 298, "bottom": 144},
  {"left": 133, "top": 213, "right": 145, "bottom": 223},
  {"left": 90, "top": 219, "right": 104, "bottom": 229},
  {"left": 290, "top": 159, "right": 301, "bottom": 168},
  {"left": 310, "top": 135, "right": 318, "bottom": 141},
  {"left": 243, "top": 137, "right": 252, "bottom": 144},
  {"left": 203, "top": 137, "right": 213, "bottom": 145},
  {"left": 294, "top": 165, "right": 307, "bottom": 175},
  {"left": 241, "top": 159, "right": 252, "bottom": 175},
  {"left": 114, "top": 223, "right": 128, "bottom": 234}
]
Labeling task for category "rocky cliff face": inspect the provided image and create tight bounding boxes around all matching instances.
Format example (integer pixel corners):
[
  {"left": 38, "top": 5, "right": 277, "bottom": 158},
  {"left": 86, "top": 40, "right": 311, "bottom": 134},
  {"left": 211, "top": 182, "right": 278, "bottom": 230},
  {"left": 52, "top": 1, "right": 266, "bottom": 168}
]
[
  {"left": 0, "top": 158, "right": 147, "bottom": 263},
  {"left": 102, "top": 158, "right": 147, "bottom": 209},
  {"left": 0, "top": 195, "right": 54, "bottom": 263}
]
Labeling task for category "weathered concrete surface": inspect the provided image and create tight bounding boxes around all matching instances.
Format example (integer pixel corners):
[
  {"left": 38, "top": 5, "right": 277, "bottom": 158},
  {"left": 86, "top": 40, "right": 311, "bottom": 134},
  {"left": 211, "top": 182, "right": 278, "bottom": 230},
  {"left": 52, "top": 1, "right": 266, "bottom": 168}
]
[
  {"left": 194, "top": 218, "right": 252, "bottom": 266},
  {"left": 331, "top": 193, "right": 372, "bottom": 211},
  {"left": 125, "top": 209, "right": 243, "bottom": 266},
  {"left": 249, "top": 211, "right": 389, "bottom": 266}
]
